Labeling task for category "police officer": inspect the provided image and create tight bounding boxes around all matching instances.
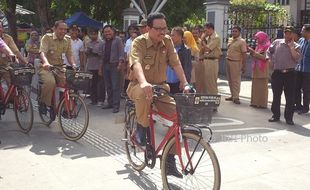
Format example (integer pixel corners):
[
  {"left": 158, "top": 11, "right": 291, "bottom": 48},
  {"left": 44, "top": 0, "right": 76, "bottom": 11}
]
[
  {"left": 127, "top": 13, "right": 189, "bottom": 178},
  {"left": 38, "top": 20, "right": 75, "bottom": 115}
]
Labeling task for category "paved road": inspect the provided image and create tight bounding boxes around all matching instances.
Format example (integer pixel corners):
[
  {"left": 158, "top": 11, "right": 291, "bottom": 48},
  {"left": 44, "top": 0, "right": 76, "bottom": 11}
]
[{"left": 0, "top": 79, "right": 310, "bottom": 190}]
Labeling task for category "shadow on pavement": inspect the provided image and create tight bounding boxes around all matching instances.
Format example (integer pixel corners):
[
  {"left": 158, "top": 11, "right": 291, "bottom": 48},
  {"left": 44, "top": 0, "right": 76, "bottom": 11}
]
[
  {"left": 116, "top": 164, "right": 160, "bottom": 190},
  {"left": 0, "top": 121, "right": 107, "bottom": 159}
]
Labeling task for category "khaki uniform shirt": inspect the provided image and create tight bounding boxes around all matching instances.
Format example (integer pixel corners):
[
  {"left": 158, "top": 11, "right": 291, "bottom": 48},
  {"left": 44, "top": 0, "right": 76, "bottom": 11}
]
[
  {"left": 129, "top": 33, "right": 180, "bottom": 84},
  {"left": 226, "top": 36, "right": 247, "bottom": 61},
  {"left": 204, "top": 32, "right": 222, "bottom": 59},
  {"left": 39, "top": 33, "right": 72, "bottom": 66},
  {"left": 0, "top": 33, "right": 19, "bottom": 64}
]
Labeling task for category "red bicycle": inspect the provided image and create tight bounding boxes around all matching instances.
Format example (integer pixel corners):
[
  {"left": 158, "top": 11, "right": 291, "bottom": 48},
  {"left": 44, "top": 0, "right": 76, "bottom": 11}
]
[
  {"left": 0, "top": 63, "right": 35, "bottom": 133},
  {"left": 37, "top": 65, "right": 91, "bottom": 141},
  {"left": 124, "top": 85, "right": 221, "bottom": 190}
]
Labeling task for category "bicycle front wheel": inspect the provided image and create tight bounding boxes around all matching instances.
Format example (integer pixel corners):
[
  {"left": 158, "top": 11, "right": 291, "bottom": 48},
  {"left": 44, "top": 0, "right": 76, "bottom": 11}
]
[
  {"left": 161, "top": 132, "right": 221, "bottom": 190},
  {"left": 14, "top": 88, "right": 33, "bottom": 133},
  {"left": 58, "top": 93, "right": 89, "bottom": 141},
  {"left": 124, "top": 112, "right": 146, "bottom": 171}
]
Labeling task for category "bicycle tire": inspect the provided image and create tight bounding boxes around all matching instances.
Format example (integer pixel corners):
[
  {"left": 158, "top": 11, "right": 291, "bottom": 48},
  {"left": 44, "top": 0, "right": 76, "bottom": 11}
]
[
  {"left": 14, "top": 88, "right": 33, "bottom": 133},
  {"left": 124, "top": 111, "right": 146, "bottom": 171},
  {"left": 161, "top": 132, "right": 221, "bottom": 190},
  {"left": 58, "top": 93, "right": 89, "bottom": 141}
]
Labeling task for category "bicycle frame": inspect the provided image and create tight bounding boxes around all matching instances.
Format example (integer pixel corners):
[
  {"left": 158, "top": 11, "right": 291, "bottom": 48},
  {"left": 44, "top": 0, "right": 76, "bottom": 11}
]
[
  {"left": 0, "top": 83, "right": 16, "bottom": 106},
  {"left": 50, "top": 84, "right": 75, "bottom": 116},
  {"left": 137, "top": 107, "right": 194, "bottom": 172}
]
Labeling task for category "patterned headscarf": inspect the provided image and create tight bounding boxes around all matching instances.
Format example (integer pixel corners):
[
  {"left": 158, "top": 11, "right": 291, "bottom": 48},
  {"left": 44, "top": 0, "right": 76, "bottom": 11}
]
[
  {"left": 183, "top": 31, "right": 199, "bottom": 53},
  {"left": 253, "top": 31, "right": 271, "bottom": 71}
]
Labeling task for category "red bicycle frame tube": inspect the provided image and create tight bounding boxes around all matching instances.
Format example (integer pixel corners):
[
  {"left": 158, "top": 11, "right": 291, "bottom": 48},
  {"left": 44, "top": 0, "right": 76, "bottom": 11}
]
[
  {"left": 0, "top": 84, "right": 16, "bottom": 106},
  {"left": 148, "top": 108, "right": 193, "bottom": 172},
  {"left": 51, "top": 84, "right": 70, "bottom": 115}
]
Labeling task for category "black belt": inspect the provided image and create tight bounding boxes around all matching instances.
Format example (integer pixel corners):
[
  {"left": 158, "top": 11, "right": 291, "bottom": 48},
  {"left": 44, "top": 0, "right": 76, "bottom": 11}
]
[
  {"left": 199, "top": 57, "right": 218, "bottom": 61},
  {"left": 274, "top": 68, "right": 295, "bottom": 73}
]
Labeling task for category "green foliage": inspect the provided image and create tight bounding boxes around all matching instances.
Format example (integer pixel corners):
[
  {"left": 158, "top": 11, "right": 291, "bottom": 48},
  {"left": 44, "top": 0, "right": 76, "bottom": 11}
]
[
  {"left": 228, "top": 0, "right": 289, "bottom": 27},
  {"left": 184, "top": 13, "right": 205, "bottom": 28},
  {"left": 3, "top": 0, "right": 206, "bottom": 30},
  {"left": 162, "top": 0, "right": 205, "bottom": 28}
]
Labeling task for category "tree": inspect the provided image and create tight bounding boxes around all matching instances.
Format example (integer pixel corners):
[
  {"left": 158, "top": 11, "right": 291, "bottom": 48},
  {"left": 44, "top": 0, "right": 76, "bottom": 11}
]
[
  {"left": 32, "top": 0, "right": 52, "bottom": 33},
  {"left": 0, "top": 0, "right": 17, "bottom": 41},
  {"left": 228, "top": 0, "right": 289, "bottom": 28}
]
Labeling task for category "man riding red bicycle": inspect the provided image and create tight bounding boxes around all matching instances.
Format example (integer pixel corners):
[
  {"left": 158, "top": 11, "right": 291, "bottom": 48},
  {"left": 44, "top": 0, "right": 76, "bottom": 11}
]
[
  {"left": 127, "top": 12, "right": 191, "bottom": 178},
  {"left": 38, "top": 20, "right": 76, "bottom": 117}
]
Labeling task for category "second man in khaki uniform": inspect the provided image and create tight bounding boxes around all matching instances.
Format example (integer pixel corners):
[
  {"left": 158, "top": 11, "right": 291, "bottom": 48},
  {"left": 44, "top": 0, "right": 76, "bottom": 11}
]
[
  {"left": 197, "top": 23, "right": 222, "bottom": 95},
  {"left": 38, "top": 20, "right": 75, "bottom": 111},
  {"left": 225, "top": 25, "right": 247, "bottom": 104}
]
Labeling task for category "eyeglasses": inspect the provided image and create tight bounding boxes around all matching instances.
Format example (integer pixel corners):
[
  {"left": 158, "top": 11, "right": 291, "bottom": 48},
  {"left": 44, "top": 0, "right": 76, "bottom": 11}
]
[{"left": 152, "top": 26, "right": 168, "bottom": 32}]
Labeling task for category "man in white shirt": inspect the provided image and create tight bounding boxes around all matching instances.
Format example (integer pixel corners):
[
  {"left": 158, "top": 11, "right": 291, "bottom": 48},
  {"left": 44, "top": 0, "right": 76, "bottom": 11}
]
[{"left": 64, "top": 25, "right": 85, "bottom": 70}]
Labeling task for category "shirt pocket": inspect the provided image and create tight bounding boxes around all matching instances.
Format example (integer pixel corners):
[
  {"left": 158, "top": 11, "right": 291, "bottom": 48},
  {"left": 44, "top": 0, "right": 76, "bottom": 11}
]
[
  {"left": 48, "top": 45, "right": 57, "bottom": 54},
  {"left": 142, "top": 58, "right": 155, "bottom": 81}
]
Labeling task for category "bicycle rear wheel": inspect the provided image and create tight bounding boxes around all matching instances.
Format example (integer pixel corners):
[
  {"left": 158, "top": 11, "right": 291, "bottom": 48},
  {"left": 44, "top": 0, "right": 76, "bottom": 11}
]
[
  {"left": 58, "top": 93, "right": 89, "bottom": 141},
  {"left": 14, "top": 88, "right": 33, "bottom": 133},
  {"left": 124, "top": 112, "right": 146, "bottom": 171},
  {"left": 161, "top": 132, "right": 221, "bottom": 190}
]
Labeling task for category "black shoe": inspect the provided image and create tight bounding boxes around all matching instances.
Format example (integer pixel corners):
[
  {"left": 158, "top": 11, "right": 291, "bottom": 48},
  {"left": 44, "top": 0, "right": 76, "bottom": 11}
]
[
  {"left": 268, "top": 117, "right": 280, "bottom": 122},
  {"left": 39, "top": 102, "right": 47, "bottom": 115},
  {"left": 298, "top": 109, "right": 309, "bottom": 115},
  {"left": 135, "top": 124, "right": 147, "bottom": 146},
  {"left": 112, "top": 107, "right": 119, "bottom": 113},
  {"left": 286, "top": 120, "right": 294, "bottom": 125},
  {"left": 49, "top": 106, "right": 56, "bottom": 121},
  {"left": 62, "top": 111, "right": 70, "bottom": 119},
  {"left": 225, "top": 97, "right": 233, "bottom": 101},
  {"left": 166, "top": 155, "right": 183, "bottom": 179},
  {"left": 102, "top": 105, "right": 113, "bottom": 109},
  {"left": 233, "top": 99, "right": 241, "bottom": 104}
]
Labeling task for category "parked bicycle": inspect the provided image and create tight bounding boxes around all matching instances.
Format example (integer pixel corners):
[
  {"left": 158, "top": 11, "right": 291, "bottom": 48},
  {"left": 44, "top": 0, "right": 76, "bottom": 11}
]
[
  {"left": 37, "top": 65, "right": 92, "bottom": 141},
  {"left": 123, "top": 85, "right": 221, "bottom": 190},
  {"left": 0, "top": 63, "right": 35, "bottom": 133}
]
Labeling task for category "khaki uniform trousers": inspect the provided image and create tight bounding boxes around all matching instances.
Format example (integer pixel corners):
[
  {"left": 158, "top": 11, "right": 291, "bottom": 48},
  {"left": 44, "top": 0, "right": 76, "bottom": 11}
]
[
  {"left": 226, "top": 59, "right": 242, "bottom": 99},
  {"left": 127, "top": 82, "right": 176, "bottom": 127},
  {"left": 195, "top": 59, "right": 219, "bottom": 94},
  {"left": 38, "top": 65, "right": 66, "bottom": 106}
]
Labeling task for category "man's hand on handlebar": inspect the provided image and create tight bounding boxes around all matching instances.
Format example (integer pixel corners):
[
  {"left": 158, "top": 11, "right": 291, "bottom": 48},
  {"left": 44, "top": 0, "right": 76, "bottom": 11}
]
[
  {"left": 42, "top": 62, "right": 52, "bottom": 70},
  {"left": 181, "top": 82, "right": 196, "bottom": 93},
  {"left": 140, "top": 81, "right": 153, "bottom": 100}
]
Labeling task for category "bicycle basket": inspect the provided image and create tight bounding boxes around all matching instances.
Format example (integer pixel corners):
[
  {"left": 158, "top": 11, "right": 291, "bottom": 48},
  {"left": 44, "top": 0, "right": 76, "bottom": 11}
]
[
  {"left": 10, "top": 67, "right": 35, "bottom": 86},
  {"left": 174, "top": 93, "right": 221, "bottom": 126},
  {"left": 65, "top": 69, "right": 93, "bottom": 91}
]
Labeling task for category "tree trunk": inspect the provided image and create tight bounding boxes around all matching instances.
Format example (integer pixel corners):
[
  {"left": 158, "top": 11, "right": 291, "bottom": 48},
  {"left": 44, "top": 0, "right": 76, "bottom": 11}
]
[
  {"left": 4, "top": 0, "right": 17, "bottom": 42},
  {"left": 33, "top": 0, "right": 51, "bottom": 34}
]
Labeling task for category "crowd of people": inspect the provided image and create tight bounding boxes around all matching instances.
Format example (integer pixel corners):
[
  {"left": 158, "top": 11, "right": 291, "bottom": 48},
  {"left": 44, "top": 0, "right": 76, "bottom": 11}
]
[{"left": 0, "top": 14, "right": 309, "bottom": 125}]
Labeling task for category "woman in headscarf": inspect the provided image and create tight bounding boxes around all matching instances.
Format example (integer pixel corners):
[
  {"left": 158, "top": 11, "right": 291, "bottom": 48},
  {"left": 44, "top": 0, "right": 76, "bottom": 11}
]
[
  {"left": 183, "top": 31, "right": 200, "bottom": 86},
  {"left": 25, "top": 31, "right": 40, "bottom": 65},
  {"left": 248, "top": 31, "right": 271, "bottom": 108}
]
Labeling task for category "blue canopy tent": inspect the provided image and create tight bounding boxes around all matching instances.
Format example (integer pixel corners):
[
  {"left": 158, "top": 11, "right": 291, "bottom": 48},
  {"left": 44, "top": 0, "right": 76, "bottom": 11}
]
[{"left": 65, "top": 12, "right": 103, "bottom": 29}]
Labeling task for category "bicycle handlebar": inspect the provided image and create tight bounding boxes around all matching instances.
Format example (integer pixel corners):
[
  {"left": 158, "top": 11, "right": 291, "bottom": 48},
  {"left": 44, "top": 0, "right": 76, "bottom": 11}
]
[{"left": 152, "top": 84, "right": 196, "bottom": 98}]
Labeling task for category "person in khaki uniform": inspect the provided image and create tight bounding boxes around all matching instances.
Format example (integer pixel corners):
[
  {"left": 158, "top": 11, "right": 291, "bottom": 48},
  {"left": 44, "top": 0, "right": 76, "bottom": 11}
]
[
  {"left": 225, "top": 25, "right": 247, "bottom": 104},
  {"left": 127, "top": 13, "right": 189, "bottom": 178},
  {"left": 0, "top": 21, "right": 28, "bottom": 82},
  {"left": 38, "top": 20, "right": 75, "bottom": 110},
  {"left": 197, "top": 23, "right": 222, "bottom": 95}
]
